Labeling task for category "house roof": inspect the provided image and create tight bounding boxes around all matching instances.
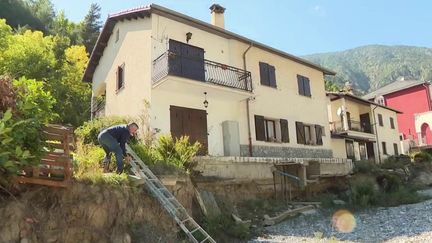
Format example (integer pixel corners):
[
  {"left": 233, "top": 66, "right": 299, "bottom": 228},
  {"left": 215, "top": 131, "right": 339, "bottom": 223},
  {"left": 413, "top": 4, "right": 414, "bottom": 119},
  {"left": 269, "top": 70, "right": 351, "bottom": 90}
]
[
  {"left": 82, "top": 4, "right": 336, "bottom": 83},
  {"left": 362, "top": 79, "right": 428, "bottom": 100},
  {"left": 327, "top": 92, "right": 402, "bottom": 114}
]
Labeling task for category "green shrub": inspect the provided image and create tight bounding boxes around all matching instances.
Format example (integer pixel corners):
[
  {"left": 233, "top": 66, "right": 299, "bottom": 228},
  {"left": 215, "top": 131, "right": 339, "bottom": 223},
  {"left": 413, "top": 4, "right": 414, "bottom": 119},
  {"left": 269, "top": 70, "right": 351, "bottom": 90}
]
[
  {"left": 376, "top": 173, "right": 401, "bottom": 193},
  {"left": 0, "top": 77, "right": 56, "bottom": 186},
  {"left": 203, "top": 214, "right": 251, "bottom": 240},
  {"left": 353, "top": 160, "right": 379, "bottom": 174},
  {"left": 130, "top": 143, "right": 157, "bottom": 165},
  {"left": 75, "top": 116, "right": 130, "bottom": 145},
  {"left": 413, "top": 152, "right": 432, "bottom": 163},
  {"left": 154, "top": 135, "right": 201, "bottom": 171},
  {"left": 380, "top": 155, "right": 411, "bottom": 170},
  {"left": 350, "top": 177, "right": 378, "bottom": 207}
]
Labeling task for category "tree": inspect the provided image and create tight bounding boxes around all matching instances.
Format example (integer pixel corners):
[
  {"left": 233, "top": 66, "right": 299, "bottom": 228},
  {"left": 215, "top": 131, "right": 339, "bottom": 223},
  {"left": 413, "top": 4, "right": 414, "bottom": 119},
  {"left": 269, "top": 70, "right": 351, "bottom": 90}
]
[
  {"left": 51, "top": 11, "right": 82, "bottom": 45},
  {"left": 25, "top": 0, "right": 55, "bottom": 30},
  {"left": 0, "top": 0, "right": 46, "bottom": 32},
  {"left": 81, "top": 3, "right": 102, "bottom": 54},
  {"left": 325, "top": 80, "right": 341, "bottom": 92}
]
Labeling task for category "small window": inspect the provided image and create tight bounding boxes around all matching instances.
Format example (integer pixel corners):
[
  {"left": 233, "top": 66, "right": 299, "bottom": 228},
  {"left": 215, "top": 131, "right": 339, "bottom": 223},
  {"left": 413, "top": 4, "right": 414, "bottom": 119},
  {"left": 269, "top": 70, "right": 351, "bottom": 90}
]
[
  {"left": 255, "top": 115, "right": 287, "bottom": 143},
  {"left": 382, "top": 142, "right": 387, "bottom": 155},
  {"left": 116, "top": 64, "right": 125, "bottom": 91},
  {"left": 304, "top": 125, "right": 313, "bottom": 144},
  {"left": 378, "top": 114, "right": 383, "bottom": 127},
  {"left": 393, "top": 143, "right": 398, "bottom": 155},
  {"left": 259, "top": 62, "right": 277, "bottom": 88},
  {"left": 265, "top": 119, "right": 276, "bottom": 142},
  {"left": 297, "top": 75, "right": 311, "bottom": 97},
  {"left": 115, "top": 29, "right": 119, "bottom": 43},
  {"left": 390, "top": 117, "right": 395, "bottom": 129}
]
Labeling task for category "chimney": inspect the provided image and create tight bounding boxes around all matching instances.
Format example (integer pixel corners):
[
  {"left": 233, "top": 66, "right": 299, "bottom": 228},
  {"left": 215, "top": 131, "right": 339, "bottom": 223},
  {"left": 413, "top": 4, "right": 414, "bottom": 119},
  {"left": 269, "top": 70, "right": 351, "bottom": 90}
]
[{"left": 210, "top": 4, "right": 225, "bottom": 28}]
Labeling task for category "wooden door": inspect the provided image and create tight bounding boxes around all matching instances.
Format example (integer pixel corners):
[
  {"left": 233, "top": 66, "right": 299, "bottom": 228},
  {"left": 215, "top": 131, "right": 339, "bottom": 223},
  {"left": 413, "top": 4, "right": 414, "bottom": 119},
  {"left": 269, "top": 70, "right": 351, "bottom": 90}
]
[
  {"left": 366, "top": 142, "right": 375, "bottom": 161},
  {"left": 170, "top": 106, "right": 208, "bottom": 155}
]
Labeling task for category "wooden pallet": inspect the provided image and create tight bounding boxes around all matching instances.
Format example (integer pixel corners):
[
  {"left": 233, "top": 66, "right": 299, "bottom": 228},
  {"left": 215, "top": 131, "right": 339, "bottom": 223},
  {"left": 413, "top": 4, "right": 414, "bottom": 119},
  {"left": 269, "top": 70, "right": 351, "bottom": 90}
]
[{"left": 15, "top": 124, "right": 75, "bottom": 188}]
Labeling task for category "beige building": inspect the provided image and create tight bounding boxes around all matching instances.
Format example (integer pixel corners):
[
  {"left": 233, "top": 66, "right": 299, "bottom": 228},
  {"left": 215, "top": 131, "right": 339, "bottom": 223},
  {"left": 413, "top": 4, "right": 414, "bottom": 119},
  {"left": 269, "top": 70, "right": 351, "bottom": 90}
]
[
  {"left": 84, "top": 4, "right": 340, "bottom": 159},
  {"left": 327, "top": 92, "right": 402, "bottom": 163}
]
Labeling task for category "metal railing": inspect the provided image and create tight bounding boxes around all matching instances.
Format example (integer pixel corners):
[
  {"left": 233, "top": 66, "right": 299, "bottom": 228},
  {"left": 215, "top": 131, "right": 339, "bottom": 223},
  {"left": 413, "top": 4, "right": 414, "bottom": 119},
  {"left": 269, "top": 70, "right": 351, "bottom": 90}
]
[
  {"left": 152, "top": 51, "right": 253, "bottom": 92},
  {"left": 91, "top": 98, "right": 105, "bottom": 118},
  {"left": 331, "top": 120, "right": 373, "bottom": 134}
]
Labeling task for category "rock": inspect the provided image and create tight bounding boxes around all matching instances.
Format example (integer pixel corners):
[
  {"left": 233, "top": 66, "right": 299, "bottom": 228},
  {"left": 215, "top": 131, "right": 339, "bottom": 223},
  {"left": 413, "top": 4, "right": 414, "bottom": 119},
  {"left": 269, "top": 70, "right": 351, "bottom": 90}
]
[
  {"left": 301, "top": 209, "right": 317, "bottom": 216},
  {"left": 333, "top": 199, "right": 346, "bottom": 205}
]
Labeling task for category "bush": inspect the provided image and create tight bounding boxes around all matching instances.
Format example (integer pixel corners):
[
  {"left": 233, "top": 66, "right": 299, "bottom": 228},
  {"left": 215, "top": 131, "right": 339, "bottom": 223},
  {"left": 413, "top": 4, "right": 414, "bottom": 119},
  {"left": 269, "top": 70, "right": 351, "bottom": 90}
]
[
  {"left": 350, "top": 177, "right": 379, "bottom": 207},
  {"left": 0, "top": 75, "right": 16, "bottom": 112},
  {"left": 75, "top": 116, "right": 130, "bottom": 145},
  {"left": 413, "top": 152, "right": 432, "bottom": 163},
  {"left": 202, "top": 214, "right": 251, "bottom": 241},
  {"left": 0, "top": 77, "right": 56, "bottom": 186},
  {"left": 376, "top": 173, "right": 401, "bottom": 193},
  {"left": 380, "top": 155, "right": 411, "bottom": 170},
  {"left": 353, "top": 160, "right": 379, "bottom": 174},
  {"left": 154, "top": 135, "right": 201, "bottom": 171}
]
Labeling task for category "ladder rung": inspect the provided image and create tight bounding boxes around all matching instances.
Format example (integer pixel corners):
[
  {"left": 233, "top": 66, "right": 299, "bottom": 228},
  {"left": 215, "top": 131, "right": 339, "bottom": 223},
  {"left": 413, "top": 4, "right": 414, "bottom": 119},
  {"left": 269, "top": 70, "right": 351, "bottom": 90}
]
[
  {"left": 200, "top": 236, "right": 210, "bottom": 243},
  {"left": 190, "top": 227, "right": 201, "bottom": 234},
  {"left": 181, "top": 217, "right": 192, "bottom": 223}
]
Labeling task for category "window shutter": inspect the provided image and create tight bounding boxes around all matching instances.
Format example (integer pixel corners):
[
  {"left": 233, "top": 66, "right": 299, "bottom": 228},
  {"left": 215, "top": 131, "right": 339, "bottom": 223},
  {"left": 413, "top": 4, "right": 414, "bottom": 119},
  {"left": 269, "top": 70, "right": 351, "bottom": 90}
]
[
  {"left": 378, "top": 114, "right": 383, "bottom": 126},
  {"left": 255, "top": 115, "right": 265, "bottom": 141},
  {"left": 259, "top": 62, "right": 269, "bottom": 86},
  {"left": 268, "top": 65, "right": 277, "bottom": 88},
  {"left": 296, "top": 121, "right": 305, "bottom": 144},
  {"left": 315, "top": 124, "right": 323, "bottom": 145},
  {"left": 280, "top": 119, "right": 289, "bottom": 143},
  {"left": 304, "top": 77, "right": 311, "bottom": 96},
  {"left": 297, "top": 75, "right": 304, "bottom": 95}
]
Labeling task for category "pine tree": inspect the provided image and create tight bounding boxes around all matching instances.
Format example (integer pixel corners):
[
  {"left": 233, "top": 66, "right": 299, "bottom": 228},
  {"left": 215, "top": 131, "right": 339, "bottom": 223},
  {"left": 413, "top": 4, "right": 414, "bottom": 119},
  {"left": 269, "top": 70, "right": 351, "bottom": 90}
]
[{"left": 81, "top": 3, "right": 102, "bottom": 54}]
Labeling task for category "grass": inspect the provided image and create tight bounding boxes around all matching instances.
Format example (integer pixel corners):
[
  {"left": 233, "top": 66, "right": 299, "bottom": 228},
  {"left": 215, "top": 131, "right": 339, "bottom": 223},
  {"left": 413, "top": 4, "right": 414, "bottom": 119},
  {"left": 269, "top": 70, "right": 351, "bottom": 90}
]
[{"left": 73, "top": 143, "right": 129, "bottom": 185}]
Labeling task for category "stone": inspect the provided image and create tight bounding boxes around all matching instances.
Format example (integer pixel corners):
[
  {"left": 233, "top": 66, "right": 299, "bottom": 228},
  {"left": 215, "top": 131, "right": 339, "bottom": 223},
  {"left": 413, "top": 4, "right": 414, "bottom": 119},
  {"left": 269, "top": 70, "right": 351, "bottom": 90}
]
[
  {"left": 195, "top": 189, "right": 221, "bottom": 218},
  {"left": 301, "top": 209, "right": 317, "bottom": 216},
  {"left": 333, "top": 199, "right": 346, "bottom": 205}
]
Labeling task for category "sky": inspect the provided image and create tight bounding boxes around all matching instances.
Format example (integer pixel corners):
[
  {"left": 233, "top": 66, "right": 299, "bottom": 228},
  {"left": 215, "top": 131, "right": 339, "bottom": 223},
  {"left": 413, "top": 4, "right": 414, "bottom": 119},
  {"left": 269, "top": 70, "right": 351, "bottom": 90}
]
[{"left": 50, "top": 0, "right": 432, "bottom": 56}]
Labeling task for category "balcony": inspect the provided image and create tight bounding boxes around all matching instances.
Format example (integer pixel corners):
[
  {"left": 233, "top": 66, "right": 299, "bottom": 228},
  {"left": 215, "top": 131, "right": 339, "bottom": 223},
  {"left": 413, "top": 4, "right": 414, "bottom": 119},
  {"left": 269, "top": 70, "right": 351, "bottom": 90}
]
[
  {"left": 91, "top": 97, "right": 105, "bottom": 119},
  {"left": 152, "top": 51, "right": 253, "bottom": 92},
  {"left": 331, "top": 120, "right": 375, "bottom": 141}
]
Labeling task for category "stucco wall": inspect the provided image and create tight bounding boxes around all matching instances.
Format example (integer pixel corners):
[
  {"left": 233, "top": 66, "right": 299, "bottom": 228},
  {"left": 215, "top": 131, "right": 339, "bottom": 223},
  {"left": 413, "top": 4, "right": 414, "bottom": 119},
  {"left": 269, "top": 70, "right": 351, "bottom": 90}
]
[
  {"left": 385, "top": 85, "right": 431, "bottom": 141},
  {"left": 373, "top": 105, "right": 401, "bottom": 159},
  {"left": 414, "top": 111, "right": 432, "bottom": 145},
  {"left": 92, "top": 18, "right": 153, "bottom": 118}
]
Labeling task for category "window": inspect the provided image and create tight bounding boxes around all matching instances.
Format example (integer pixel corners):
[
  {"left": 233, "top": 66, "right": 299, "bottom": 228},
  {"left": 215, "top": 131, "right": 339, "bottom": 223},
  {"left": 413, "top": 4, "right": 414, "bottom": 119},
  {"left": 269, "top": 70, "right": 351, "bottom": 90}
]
[
  {"left": 295, "top": 122, "right": 323, "bottom": 145},
  {"left": 393, "top": 143, "right": 398, "bottom": 155},
  {"left": 378, "top": 114, "right": 383, "bottom": 126},
  {"left": 254, "top": 116, "right": 289, "bottom": 143},
  {"left": 115, "top": 29, "right": 119, "bottom": 43},
  {"left": 259, "top": 62, "right": 277, "bottom": 88},
  {"left": 382, "top": 142, "right": 387, "bottom": 155},
  {"left": 359, "top": 142, "right": 367, "bottom": 160},
  {"left": 297, "top": 75, "right": 311, "bottom": 97},
  {"left": 346, "top": 141, "right": 355, "bottom": 160},
  {"left": 116, "top": 64, "right": 125, "bottom": 91},
  {"left": 390, "top": 117, "right": 395, "bottom": 129}
]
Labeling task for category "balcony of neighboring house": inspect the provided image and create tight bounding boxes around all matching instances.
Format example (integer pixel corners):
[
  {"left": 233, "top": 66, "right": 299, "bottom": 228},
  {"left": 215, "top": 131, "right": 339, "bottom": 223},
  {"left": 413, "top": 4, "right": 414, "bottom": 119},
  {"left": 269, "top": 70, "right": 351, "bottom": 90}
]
[
  {"left": 91, "top": 96, "right": 106, "bottom": 119},
  {"left": 151, "top": 40, "right": 252, "bottom": 101},
  {"left": 330, "top": 118, "right": 376, "bottom": 141}
]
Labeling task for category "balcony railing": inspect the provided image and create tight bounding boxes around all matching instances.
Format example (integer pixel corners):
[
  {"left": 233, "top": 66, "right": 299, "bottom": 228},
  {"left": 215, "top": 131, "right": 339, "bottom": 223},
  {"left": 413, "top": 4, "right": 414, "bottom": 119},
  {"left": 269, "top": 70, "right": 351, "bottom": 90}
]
[
  {"left": 152, "top": 51, "right": 253, "bottom": 92},
  {"left": 331, "top": 120, "right": 373, "bottom": 134},
  {"left": 91, "top": 97, "right": 105, "bottom": 119}
]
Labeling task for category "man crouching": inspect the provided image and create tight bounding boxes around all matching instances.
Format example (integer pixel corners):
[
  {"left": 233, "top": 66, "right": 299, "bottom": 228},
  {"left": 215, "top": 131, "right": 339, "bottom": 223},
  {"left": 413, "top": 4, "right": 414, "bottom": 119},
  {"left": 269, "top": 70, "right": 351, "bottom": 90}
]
[{"left": 98, "top": 122, "right": 139, "bottom": 174}]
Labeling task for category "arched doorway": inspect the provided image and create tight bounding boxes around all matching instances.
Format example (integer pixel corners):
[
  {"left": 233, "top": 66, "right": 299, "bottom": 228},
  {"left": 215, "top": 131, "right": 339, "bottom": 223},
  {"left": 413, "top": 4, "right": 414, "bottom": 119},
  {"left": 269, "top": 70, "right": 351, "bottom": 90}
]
[{"left": 421, "top": 123, "right": 432, "bottom": 145}]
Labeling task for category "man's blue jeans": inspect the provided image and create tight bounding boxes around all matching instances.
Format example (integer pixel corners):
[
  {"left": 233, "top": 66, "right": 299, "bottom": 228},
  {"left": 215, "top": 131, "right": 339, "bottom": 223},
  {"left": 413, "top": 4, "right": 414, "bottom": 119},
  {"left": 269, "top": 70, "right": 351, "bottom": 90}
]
[{"left": 98, "top": 131, "right": 124, "bottom": 173}]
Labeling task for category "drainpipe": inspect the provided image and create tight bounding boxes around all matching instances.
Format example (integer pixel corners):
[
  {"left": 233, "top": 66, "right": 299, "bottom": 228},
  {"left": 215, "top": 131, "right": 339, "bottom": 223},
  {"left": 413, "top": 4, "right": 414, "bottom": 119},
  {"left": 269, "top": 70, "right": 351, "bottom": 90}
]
[
  {"left": 372, "top": 105, "right": 382, "bottom": 163},
  {"left": 243, "top": 43, "right": 253, "bottom": 156}
]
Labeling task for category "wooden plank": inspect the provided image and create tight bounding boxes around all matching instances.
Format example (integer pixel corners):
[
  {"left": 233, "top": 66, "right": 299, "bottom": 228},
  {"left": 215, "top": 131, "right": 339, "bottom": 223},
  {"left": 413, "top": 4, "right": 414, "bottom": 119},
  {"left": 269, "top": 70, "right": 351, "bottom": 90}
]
[
  {"left": 42, "top": 131, "right": 64, "bottom": 141},
  {"left": 38, "top": 167, "right": 66, "bottom": 175},
  {"left": 15, "top": 176, "right": 70, "bottom": 188},
  {"left": 45, "top": 142, "right": 74, "bottom": 151},
  {"left": 43, "top": 126, "right": 72, "bottom": 135},
  {"left": 41, "top": 159, "right": 67, "bottom": 167}
]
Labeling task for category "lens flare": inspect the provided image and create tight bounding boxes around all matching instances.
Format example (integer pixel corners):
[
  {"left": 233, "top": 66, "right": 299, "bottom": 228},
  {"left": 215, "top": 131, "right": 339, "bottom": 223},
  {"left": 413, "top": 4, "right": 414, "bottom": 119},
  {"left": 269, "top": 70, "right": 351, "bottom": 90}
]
[{"left": 332, "top": 209, "right": 356, "bottom": 233}]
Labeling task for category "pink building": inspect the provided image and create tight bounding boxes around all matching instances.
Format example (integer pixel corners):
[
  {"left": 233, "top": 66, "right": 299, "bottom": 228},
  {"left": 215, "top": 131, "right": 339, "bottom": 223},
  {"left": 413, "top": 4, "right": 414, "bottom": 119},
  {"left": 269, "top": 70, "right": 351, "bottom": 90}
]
[{"left": 363, "top": 79, "right": 432, "bottom": 150}]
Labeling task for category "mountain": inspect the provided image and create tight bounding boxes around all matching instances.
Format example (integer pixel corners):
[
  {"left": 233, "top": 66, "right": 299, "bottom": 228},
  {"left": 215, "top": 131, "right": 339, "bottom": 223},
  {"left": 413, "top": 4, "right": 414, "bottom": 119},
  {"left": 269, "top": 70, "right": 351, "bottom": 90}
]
[{"left": 304, "top": 45, "right": 432, "bottom": 93}]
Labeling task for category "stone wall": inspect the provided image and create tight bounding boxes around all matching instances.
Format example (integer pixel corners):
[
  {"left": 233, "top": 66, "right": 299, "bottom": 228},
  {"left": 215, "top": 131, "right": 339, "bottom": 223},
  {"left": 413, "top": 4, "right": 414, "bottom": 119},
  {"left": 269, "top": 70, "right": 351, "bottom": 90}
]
[{"left": 240, "top": 145, "right": 333, "bottom": 158}]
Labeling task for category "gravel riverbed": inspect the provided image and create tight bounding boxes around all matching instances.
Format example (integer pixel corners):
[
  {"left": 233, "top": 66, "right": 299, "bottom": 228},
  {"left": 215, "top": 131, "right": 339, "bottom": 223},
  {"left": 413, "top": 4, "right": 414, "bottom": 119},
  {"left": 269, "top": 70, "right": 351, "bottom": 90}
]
[{"left": 250, "top": 192, "right": 432, "bottom": 243}]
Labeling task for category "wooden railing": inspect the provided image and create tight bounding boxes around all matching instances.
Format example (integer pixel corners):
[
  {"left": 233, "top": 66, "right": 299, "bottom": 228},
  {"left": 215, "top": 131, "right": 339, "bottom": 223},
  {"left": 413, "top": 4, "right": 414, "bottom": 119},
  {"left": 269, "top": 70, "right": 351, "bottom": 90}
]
[{"left": 16, "top": 124, "right": 75, "bottom": 187}]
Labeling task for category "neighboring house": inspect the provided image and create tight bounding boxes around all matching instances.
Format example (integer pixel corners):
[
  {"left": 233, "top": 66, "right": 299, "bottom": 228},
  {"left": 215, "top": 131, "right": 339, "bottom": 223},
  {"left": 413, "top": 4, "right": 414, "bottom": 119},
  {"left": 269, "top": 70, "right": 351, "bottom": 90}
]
[
  {"left": 363, "top": 79, "right": 432, "bottom": 152},
  {"left": 327, "top": 92, "right": 402, "bottom": 162},
  {"left": 83, "top": 4, "right": 338, "bottom": 158}
]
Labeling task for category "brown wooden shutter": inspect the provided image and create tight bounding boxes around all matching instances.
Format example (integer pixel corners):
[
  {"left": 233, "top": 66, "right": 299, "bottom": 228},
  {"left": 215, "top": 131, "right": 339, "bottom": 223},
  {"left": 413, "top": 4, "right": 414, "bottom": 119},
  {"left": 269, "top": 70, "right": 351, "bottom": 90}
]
[
  {"left": 268, "top": 65, "right": 277, "bottom": 88},
  {"left": 255, "top": 115, "right": 265, "bottom": 141},
  {"left": 259, "top": 62, "right": 269, "bottom": 86},
  {"left": 297, "top": 75, "right": 304, "bottom": 95},
  {"left": 315, "top": 124, "right": 323, "bottom": 145},
  {"left": 296, "top": 121, "right": 305, "bottom": 144},
  {"left": 280, "top": 119, "right": 289, "bottom": 143},
  {"left": 304, "top": 77, "right": 311, "bottom": 96}
]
